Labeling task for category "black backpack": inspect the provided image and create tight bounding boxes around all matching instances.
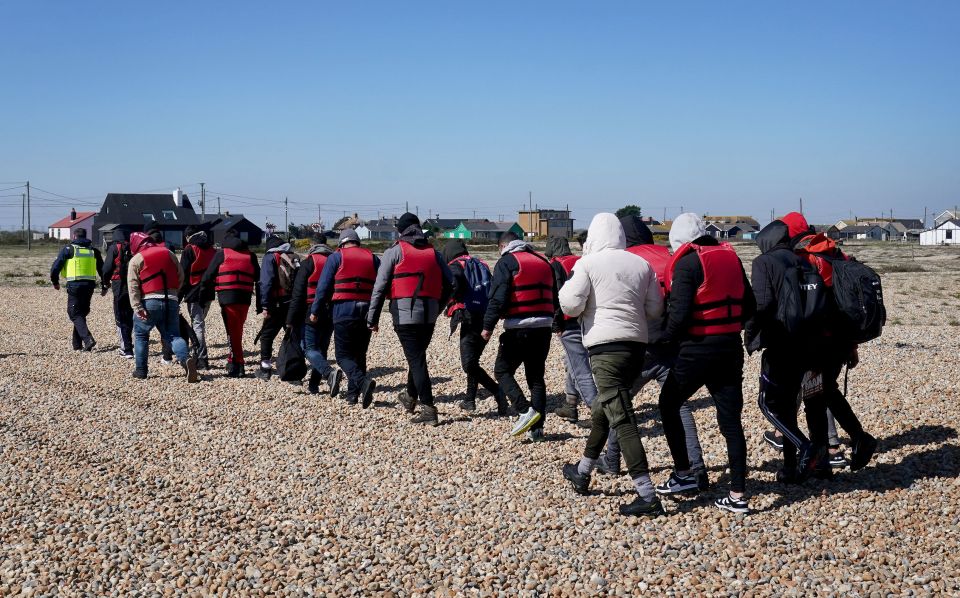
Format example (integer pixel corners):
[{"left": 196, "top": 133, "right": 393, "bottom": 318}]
[
  {"left": 276, "top": 331, "right": 307, "bottom": 382},
  {"left": 776, "top": 259, "right": 829, "bottom": 336},
  {"left": 823, "top": 257, "right": 885, "bottom": 343}
]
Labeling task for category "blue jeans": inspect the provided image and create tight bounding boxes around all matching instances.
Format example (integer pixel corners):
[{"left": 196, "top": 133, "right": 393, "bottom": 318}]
[
  {"left": 559, "top": 329, "right": 598, "bottom": 405},
  {"left": 134, "top": 299, "right": 188, "bottom": 373},
  {"left": 303, "top": 320, "right": 333, "bottom": 377}
]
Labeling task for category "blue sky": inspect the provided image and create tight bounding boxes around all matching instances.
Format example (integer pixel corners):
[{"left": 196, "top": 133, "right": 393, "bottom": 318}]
[{"left": 1, "top": 1, "right": 958, "bottom": 230}]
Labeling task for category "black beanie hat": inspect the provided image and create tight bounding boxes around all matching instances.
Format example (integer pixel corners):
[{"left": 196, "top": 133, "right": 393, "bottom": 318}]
[{"left": 396, "top": 212, "right": 421, "bottom": 233}]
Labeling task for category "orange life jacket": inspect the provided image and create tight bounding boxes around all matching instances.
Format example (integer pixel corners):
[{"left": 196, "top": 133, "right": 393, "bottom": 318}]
[
  {"left": 306, "top": 253, "right": 328, "bottom": 305},
  {"left": 551, "top": 254, "right": 580, "bottom": 321},
  {"left": 187, "top": 244, "right": 215, "bottom": 287},
  {"left": 626, "top": 244, "right": 670, "bottom": 293},
  {"left": 331, "top": 247, "right": 376, "bottom": 302},
  {"left": 795, "top": 233, "right": 846, "bottom": 287},
  {"left": 139, "top": 245, "right": 180, "bottom": 297},
  {"left": 390, "top": 241, "right": 442, "bottom": 301},
  {"left": 665, "top": 242, "right": 745, "bottom": 336},
  {"left": 505, "top": 250, "right": 554, "bottom": 318},
  {"left": 215, "top": 248, "right": 256, "bottom": 294}
]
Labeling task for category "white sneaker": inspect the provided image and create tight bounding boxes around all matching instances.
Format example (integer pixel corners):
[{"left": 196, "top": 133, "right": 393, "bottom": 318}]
[
  {"left": 160, "top": 357, "right": 174, "bottom": 366},
  {"left": 510, "top": 408, "right": 542, "bottom": 436}
]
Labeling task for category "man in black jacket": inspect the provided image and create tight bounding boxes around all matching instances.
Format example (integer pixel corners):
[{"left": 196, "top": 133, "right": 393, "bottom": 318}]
[
  {"left": 287, "top": 242, "right": 341, "bottom": 395},
  {"left": 101, "top": 230, "right": 134, "bottom": 358},
  {"left": 745, "top": 216, "right": 826, "bottom": 483},
  {"left": 656, "top": 213, "right": 756, "bottom": 514},
  {"left": 178, "top": 227, "right": 216, "bottom": 369}
]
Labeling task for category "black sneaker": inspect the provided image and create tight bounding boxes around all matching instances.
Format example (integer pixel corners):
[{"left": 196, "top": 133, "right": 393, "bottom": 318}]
[
  {"left": 850, "top": 432, "right": 877, "bottom": 471},
  {"left": 82, "top": 336, "right": 97, "bottom": 352},
  {"left": 715, "top": 494, "right": 749, "bottom": 515},
  {"left": 132, "top": 369, "right": 147, "bottom": 379},
  {"left": 763, "top": 430, "right": 784, "bottom": 450},
  {"left": 595, "top": 454, "right": 622, "bottom": 476},
  {"left": 397, "top": 390, "right": 417, "bottom": 413},
  {"left": 361, "top": 378, "right": 377, "bottom": 409},
  {"left": 226, "top": 363, "right": 245, "bottom": 378},
  {"left": 460, "top": 399, "right": 476, "bottom": 412},
  {"left": 411, "top": 404, "right": 439, "bottom": 426},
  {"left": 254, "top": 366, "right": 272, "bottom": 381},
  {"left": 345, "top": 395, "right": 359, "bottom": 406},
  {"left": 554, "top": 404, "right": 578, "bottom": 423},
  {"left": 562, "top": 463, "right": 591, "bottom": 495},
  {"left": 328, "top": 368, "right": 343, "bottom": 398},
  {"left": 307, "top": 370, "right": 321, "bottom": 395},
  {"left": 776, "top": 469, "right": 800, "bottom": 485},
  {"left": 695, "top": 469, "right": 710, "bottom": 491},
  {"left": 655, "top": 472, "right": 701, "bottom": 496},
  {"left": 796, "top": 444, "right": 826, "bottom": 483},
  {"left": 619, "top": 496, "right": 665, "bottom": 518},
  {"left": 197, "top": 358, "right": 209, "bottom": 370},
  {"left": 828, "top": 448, "right": 849, "bottom": 468}
]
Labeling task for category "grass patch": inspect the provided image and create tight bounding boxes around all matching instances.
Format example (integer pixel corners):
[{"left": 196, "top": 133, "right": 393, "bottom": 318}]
[
  {"left": 890, "top": 318, "right": 903, "bottom": 325},
  {"left": 950, "top": 320, "right": 960, "bottom": 326},
  {"left": 2, "top": 271, "right": 22, "bottom": 278},
  {"left": 877, "top": 263, "right": 925, "bottom": 273},
  {"left": 34, "top": 279, "right": 46, "bottom": 286}
]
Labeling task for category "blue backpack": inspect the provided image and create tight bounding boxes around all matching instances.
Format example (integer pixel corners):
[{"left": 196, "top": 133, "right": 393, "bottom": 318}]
[{"left": 460, "top": 256, "right": 491, "bottom": 313}]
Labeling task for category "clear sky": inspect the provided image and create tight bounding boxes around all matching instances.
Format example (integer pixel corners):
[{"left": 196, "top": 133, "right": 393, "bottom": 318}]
[{"left": 2, "top": 1, "right": 958, "bottom": 231}]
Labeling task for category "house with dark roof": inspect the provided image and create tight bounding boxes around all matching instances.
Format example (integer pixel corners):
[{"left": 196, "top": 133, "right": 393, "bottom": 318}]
[
  {"left": 93, "top": 190, "right": 202, "bottom": 248},
  {"left": 201, "top": 212, "right": 264, "bottom": 247},
  {"left": 48, "top": 209, "right": 96, "bottom": 241},
  {"left": 356, "top": 224, "right": 399, "bottom": 241}
]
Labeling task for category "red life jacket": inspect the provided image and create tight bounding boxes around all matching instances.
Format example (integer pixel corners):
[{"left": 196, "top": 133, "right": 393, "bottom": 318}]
[
  {"left": 187, "top": 244, "right": 215, "bottom": 286},
  {"left": 331, "top": 246, "right": 376, "bottom": 302},
  {"left": 626, "top": 244, "right": 671, "bottom": 293},
  {"left": 551, "top": 255, "right": 580, "bottom": 321},
  {"left": 505, "top": 250, "right": 554, "bottom": 318},
  {"left": 111, "top": 241, "right": 125, "bottom": 281},
  {"left": 138, "top": 245, "right": 180, "bottom": 296},
  {"left": 390, "top": 241, "right": 442, "bottom": 301},
  {"left": 445, "top": 255, "right": 469, "bottom": 317},
  {"left": 215, "top": 248, "right": 256, "bottom": 294},
  {"left": 665, "top": 242, "right": 745, "bottom": 336},
  {"left": 305, "top": 253, "right": 329, "bottom": 305}
]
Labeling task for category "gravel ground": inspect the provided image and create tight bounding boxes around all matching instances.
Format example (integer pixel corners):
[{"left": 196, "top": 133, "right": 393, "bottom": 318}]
[{"left": 1, "top": 242, "right": 959, "bottom": 595}]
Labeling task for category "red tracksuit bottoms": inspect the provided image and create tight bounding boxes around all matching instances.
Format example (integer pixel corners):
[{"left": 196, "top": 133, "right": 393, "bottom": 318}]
[{"left": 220, "top": 303, "right": 249, "bottom": 364}]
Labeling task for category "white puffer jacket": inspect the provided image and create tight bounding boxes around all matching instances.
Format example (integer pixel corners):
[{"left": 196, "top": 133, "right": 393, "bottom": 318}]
[{"left": 558, "top": 213, "right": 664, "bottom": 348}]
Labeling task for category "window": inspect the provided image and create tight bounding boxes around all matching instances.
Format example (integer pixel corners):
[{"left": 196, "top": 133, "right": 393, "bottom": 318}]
[
  {"left": 947, "top": 230, "right": 953, "bottom": 240},
  {"left": 162, "top": 210, "right": 177, "bottom": 220},
  {"left": 142, "top": 213, "right": 155, "bottom": 221},
  {"left": 240, "top": 231, "right": 249, "bottom": 242}
]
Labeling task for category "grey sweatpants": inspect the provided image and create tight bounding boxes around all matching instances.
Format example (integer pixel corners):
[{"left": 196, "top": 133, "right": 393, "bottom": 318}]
[{"left": 187, "top": 301, "right": 211, "bottom": 362}]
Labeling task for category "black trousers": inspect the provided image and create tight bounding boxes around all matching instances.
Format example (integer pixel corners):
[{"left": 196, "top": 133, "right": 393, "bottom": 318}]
[
  {"left": 334, "top": 319, "right": 372, "bottom": 399},
  {"left": 395, "top": 324, "right": 436, "bottom": 407},
  {"left": 758, "top": 347, "right": 826, "bottom": 472},
  {"left": 458, "top": 313, "right": 499, "bottom": 401},
  {"left": 658, "top": 340, "right": 747, "bottom": 493},
  {"left": 111, "top": 281, "right": 133, "bottom": 353},
  {"left": 494, "top": 327, "right": 551, "bottom": 431},
  {"left": 66, "top": 284, "right": 94, "bottom": 348},
  {"left": 810, "top": 347, "right": 865, "bottom": 444},
  {"left": 260, "top": 303, "right": 290, "bottom": 362},
  {"left": 584, "top": 347, "right": 650, "bottom": 479}
]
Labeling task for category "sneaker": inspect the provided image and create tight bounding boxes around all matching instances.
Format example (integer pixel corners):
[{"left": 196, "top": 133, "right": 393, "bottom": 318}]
[
  {"left": 776, "top": 469, "right": 800, "bottom": 485},
  {"left": 345, "top": 395, "right": 359, "bottom": 406},
  {"left": 619, "top": 496, "right": 665, "bottom": 518},
  {"left": 561, "top": 463, "right": 591, "bottom": 495},
  {"left": 328, "top": 368, "right": 343, "bottom": 398},
  {"left": 715, "top": 494, "right": 749, "bottom": 514},
  {"left": 307, "top": 370, "right": 321, "bottom": 395},
  {"left": 197, "top": 358, "right": 209, "bottom": 370},
  {"left": 796, "top": 443, "right": 826, "bottom": 483},
  {"left": 132, "top": 369, "right": 147, "bottom": 379},
  {"left": 225, "top": 363, "right": 245, "bottom": 378},
  {"left": 763, "top": 430, "right": 784, "bottom": 450},
  {"left": 554, "top": 403, "right": 578, "bottom": 423},
  {"left": 850, "top": 432, "right": 877, "bottom": 471},
  {"left": 254, "top": 366, "right": 272, "bottom": 381},
  {"left": 82, "top": 336, "right": 96, "bottom": 352},
  {"left": 160, "top": 357, "right": 174, "bottom": 367},
  {"left": 460, "top": 399, "right": 476, "bottom": 412},
  {"left": 411, "top": 404, "right": 439, "bottom": 426},
  {"left": 595, "top": 454, "right": 622, "bottom": 476},
  {"left": 526, "top": 429, "right": 546, "bottom": 443},
  {"left": 397, "top": 390, "right": 417, "bottom": 414},
  {"left": 510, "top": 408, "right": 541, "bottom": 436},
  {"left": 828, "top": 448, "right": 849, "bottom": 468},
  {"left": 184, "top": 357, "right": 199, "bottom": 383},
  {"left": 695, "top": 469, "right": 710, "bottom": 492},
  {"left": 361, "top": 378, "right": 377, "bottom": 409},
  {"left": 655, "top": 472, "right": 701, "bottom": 496}
]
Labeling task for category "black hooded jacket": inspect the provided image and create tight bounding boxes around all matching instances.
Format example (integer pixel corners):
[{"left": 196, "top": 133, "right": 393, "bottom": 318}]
[
  {"left": 544, "top": 236, "right": 579, "bottom": 332},
  {"left": 286, "top": 244, "right": 334, "bottom": 328},
  {"left": 178, "top": 231, "right": 213, "bottom": 303},
  {"left": 620, "top": 215, "right": 654, "bottom": 247},
  {"left": 200, "top": 234, "right": 261, "bottom": 308},
  {"left": 662, "top": 235, "right": 755, "bottom": 347},
  {"left": 441, "top": 239, "right": 469, "bottom": 306},
  {"left": 744, "top": 220, "right": 806, "bottom": 352},
  {"left": 101, "top": 231, "right": 130, "bottom": 295}
]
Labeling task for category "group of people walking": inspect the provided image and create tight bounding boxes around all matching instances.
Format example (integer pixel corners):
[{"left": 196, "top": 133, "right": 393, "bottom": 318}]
[{"left": 51, "top": 209, "right": 881, "bottom": 516}]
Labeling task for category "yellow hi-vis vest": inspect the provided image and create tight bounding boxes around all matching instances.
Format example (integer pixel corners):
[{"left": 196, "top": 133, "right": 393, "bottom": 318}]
[{"left": 62, "top": 246, "right": 97, "bottom": 282}]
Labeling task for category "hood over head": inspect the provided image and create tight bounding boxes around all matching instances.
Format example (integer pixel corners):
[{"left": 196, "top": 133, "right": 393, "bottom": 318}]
[
  {"left": 780, "top": 212, "right": 812, "bottom": 241},
  {"left": 619, "top": 215, "right": 654, "bottom": 247},
  {"left": 756, "top": 220, "right": 792, "bottom": 255},
  {"left": 441, "top": 238, "right": 469, "bottom": 264},
  {"left": 222, "top": 233, "right": 249, "bottom": 252},
  {"left": 396, "top": 212, "right": 421, "bottom": 234},
  {"left": 111, "top": 229, "right": 127, "bottom": 243},
  {"left": 500, "top": 239, "right": 533, "bottom": 256},
  {"left": 186, "top": 229, "right": 210, "bottom": 247},
  {"left": 265, "top": 234, "right": 285, "bottom": 251},
  {"left": 338, "top": 228, "right": 361, "bottom": 247},
  {"left": 669, "top": 213, "right": 707, "bottom": 252},
  {"left": 544, "top": 236, "right": 573, "bottom": 259},
  {"left": 129, "top": 231, "right": 154, "bottom": 255},
  {"left": 582, "top": 213, "right": 626, "bottom": 255},
  {"left": 308, "top": 243, "right": 333, "bottom": 256}
]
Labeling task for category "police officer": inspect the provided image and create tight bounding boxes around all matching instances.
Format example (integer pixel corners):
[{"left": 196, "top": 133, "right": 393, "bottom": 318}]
[{"left": 50, "top": 228, "right": 103, "bottom": 351}]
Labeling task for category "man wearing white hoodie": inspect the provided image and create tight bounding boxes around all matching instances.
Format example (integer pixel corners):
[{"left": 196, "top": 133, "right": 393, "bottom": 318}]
[{"left": 559, "top": 213, "right": 666, "bottom": 517}]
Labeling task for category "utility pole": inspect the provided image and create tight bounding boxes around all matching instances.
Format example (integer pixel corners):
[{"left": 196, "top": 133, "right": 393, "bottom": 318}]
[
  {"left": 528, "top": 191, "right": 533, "bottom": 237},
  {"left": 26, "top": 181, "right": 31, "bottom": 251},
  {"left": 21, "top": 193, "right": 25, "bottom": 243},
  {"left": 284, "top": 197, "right": 289, "bottom": 239},
  {"left": 799, "top": 197, "right": 803, "bottom": 215},
  {"left": 200, "top": 182, "right": 206, "bottom": 218},
  {"left": 405, "top": 201, "right": 409, "bottom": 214},
  {"left": 217, "top": 196, "right": 221, "bottom": 215},
  {"left": 318, "top": 203, "right": 322, "bottom": 228},
  {"left": 924, "top": 206, "right": 928, "bottom": 228}
]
